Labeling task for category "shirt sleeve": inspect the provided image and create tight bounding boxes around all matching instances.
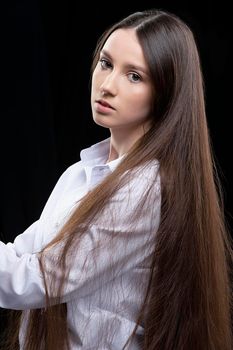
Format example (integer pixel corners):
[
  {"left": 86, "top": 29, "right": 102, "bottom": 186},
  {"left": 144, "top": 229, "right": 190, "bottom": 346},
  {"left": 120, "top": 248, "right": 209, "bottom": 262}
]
[
  {"left": 4, "top": 220, "right": 40, "bottom": 256},
  {"left": 3, "top": 163, "right": 81, "bottom": 257},
  {"left": 0, "top": 164, "right": 161, "bottom": 310}
]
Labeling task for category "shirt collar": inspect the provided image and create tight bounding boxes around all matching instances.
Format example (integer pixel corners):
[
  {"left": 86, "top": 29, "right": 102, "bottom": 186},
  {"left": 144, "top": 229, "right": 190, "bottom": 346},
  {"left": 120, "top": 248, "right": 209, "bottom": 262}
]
[{"left": 80, "top": 137, "right": 125, "bottom": 172}]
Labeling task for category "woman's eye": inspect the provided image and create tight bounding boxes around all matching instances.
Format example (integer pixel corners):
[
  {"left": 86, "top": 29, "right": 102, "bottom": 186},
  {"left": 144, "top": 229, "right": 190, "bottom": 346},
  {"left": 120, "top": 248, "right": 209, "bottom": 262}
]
[
  {"left": 128, "top": 72, "right": 141, "bottom": 83},
  {"left": 100, "top": 58, "right": 112, "bottom": 69}
]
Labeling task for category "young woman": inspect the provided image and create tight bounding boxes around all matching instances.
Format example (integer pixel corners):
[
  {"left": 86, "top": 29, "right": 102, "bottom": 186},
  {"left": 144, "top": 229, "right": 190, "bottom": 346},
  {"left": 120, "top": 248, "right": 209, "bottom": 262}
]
[{"left": 1, "top": 9, "right": 232, "bottom": 350}]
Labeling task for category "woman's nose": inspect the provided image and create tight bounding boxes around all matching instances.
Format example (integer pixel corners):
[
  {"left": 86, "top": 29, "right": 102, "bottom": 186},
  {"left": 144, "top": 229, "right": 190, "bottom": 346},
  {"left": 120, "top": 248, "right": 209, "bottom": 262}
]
[{"left": 100, "top": 72, "right": 117, "bottom": 96}]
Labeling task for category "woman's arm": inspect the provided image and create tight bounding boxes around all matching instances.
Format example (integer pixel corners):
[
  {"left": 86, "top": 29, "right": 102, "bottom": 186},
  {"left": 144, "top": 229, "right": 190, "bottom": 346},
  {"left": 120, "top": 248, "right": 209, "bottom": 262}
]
[
  {"left": 0, "top": 164, "right": 160, "bottom": 310},
  {"left": 3, "top": 162, "right": 83, "bottom": 257}
]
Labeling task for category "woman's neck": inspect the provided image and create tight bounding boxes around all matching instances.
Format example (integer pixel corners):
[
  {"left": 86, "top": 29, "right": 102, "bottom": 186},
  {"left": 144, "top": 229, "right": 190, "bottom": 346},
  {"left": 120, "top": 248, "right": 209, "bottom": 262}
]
[{"left": 106, "top": 126, "right": 145, "bottom": 163}]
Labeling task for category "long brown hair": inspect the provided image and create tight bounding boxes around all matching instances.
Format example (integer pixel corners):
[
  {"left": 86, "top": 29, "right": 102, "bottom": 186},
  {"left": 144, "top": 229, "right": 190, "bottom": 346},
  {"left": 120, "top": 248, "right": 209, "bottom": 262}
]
[{"left": 2, "top": 9, "right": 233, "bottom": 350}]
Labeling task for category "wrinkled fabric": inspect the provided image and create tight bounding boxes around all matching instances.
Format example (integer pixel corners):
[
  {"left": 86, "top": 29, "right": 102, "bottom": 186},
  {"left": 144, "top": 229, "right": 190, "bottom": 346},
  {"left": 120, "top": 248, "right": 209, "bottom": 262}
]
[{"left": 0, "top": 137, "right": 161, "bottom": 349}]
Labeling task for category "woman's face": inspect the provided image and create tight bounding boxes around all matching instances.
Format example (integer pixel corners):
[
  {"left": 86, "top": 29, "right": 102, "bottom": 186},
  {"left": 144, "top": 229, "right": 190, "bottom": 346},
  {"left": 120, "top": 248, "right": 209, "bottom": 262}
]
[{"left": 91, "top": 28, "right": 153, "bottom": 134}]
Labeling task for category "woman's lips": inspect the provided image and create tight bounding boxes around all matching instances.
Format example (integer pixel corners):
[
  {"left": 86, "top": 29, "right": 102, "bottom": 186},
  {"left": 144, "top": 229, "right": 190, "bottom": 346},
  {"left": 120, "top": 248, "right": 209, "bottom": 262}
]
[
  {"left": 96, "top": 99, "right": 114, "bottom": 109},
  {"left": 95, "top": 100, "right": 115, "bottom": 114}
]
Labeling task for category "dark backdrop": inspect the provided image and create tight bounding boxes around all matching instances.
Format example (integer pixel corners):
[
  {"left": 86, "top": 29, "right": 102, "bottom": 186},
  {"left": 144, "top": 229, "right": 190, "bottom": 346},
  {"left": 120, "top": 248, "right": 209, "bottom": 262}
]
[{"left": 0, "top": 0, "right": 232, "bottom": 339}]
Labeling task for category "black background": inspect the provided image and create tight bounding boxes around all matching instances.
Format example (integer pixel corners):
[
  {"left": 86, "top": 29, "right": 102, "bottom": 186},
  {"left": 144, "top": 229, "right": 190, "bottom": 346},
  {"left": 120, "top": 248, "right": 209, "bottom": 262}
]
[{"left": 0, "top": 0, "right": 232, "bottom": 338}]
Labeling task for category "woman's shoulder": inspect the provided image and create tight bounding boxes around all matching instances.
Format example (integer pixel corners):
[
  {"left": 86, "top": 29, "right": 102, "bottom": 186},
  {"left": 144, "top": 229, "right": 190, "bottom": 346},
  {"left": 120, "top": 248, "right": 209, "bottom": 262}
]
[{"left": 49, "top": 160, "right": 85, "bottom": 195}]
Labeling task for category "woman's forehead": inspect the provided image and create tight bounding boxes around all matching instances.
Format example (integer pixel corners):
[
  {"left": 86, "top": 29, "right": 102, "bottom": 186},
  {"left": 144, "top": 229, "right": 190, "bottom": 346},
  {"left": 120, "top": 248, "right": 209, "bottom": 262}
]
[{"left": 101, "top": 29, "right": 148, "bottom": 71}]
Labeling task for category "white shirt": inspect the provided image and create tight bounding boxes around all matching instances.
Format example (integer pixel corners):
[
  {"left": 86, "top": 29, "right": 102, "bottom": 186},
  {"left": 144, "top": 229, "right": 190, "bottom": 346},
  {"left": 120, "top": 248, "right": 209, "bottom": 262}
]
[{"left": 0, "top": 137, "right": 161, "bottom": 349}]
